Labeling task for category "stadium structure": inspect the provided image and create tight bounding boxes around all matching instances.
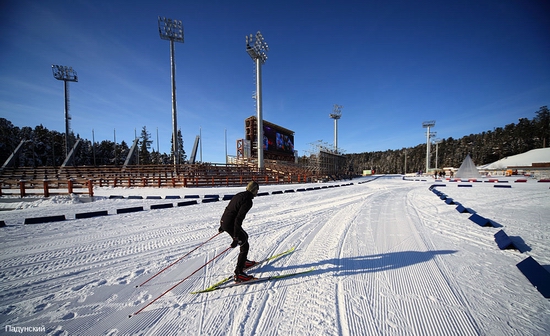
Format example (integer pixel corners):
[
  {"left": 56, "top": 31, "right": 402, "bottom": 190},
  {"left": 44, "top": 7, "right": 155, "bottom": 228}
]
[
  {"left": 236, "top": 116, "right": 347, "bottom": 177},
  {"left": 0, "top": 116, "right": 350, "bottom": 196}
]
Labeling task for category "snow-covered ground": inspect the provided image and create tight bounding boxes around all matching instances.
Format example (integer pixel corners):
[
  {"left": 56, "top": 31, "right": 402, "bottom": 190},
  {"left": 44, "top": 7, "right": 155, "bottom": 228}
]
[{"left": 1, "top": 176, "right": 549, "bottom": 335}]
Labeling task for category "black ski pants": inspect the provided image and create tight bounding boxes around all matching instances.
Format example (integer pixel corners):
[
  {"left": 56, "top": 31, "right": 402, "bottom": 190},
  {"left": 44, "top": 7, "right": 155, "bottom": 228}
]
[
  {"left": 220, "top": 222, "right": 249, "bottom": 274},
  {"left": 233, "top": 227, "right": 249, "bottom": 274}
]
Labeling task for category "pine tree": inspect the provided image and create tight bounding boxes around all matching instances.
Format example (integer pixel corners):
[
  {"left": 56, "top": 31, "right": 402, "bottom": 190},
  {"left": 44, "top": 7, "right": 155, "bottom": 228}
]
[
  {"left": 534, "top": 106, "right": 550, "bottom": 148},
  {"left": 170, "top": 129, "right": 186, "bottom": 164},
  {"left": 139, "top": 126, "right": 152, "bottom": 164}
]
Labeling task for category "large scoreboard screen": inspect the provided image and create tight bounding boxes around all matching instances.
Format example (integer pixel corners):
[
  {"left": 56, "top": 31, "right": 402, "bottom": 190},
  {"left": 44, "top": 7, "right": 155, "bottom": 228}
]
[
  {"left": 245, "top": 116, "right": 295, "bottom": 160},
  {"left": 263, "top": 124, "right": 294, "bottom": 155}
]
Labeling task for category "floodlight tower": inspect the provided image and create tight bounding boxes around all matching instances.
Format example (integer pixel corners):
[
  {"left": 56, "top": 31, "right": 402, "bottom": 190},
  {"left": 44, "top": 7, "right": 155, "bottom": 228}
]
[
  {"left": 434, "top": 138, "right": 442, "bottom": 169},
  {"left": 422, "top": 120, "right": 436, "bottom": 173},
  {"left": 330, "top": 104, "right": 343, "bottom": 153},
  {"left": 246, "top": 31, "right": 269, "bottom": 170},
  {"left": 158, "top": 16, "right": 184, "bottom": 171},
  {"left": 51, "top": 65, "right": 78, "bottom": 159}
]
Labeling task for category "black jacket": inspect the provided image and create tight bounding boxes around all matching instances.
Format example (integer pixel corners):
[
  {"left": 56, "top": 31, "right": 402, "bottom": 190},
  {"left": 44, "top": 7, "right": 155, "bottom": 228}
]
[{"left": 220, "top": 190, "right": 254, "bottom": 237}]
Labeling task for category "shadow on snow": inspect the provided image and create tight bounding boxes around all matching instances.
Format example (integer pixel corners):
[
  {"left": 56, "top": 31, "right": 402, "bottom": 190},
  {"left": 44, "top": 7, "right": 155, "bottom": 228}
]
[{"left": 262, "top": 250, "right": 457, "bottom": 277}]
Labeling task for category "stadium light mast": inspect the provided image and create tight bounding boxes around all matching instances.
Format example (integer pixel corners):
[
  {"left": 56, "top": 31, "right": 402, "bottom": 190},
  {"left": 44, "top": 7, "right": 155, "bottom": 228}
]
[
  {"left": 434, "top": 138, "right": 442, "bottom": 170},
  {"left": 158, "top": 16, "right": 184, "bottom": 172},
  {"left": 422, "top": 120, "right": 436, "bottom": 174},
  {"left": 246, "top": 31, "right": 269, "bottom": 170},
  {"left": 330, "top": 104, "right": 343, "bottom": 153},
  {"left": 51, "top": 65, "right": 78, "bottom": 159}
]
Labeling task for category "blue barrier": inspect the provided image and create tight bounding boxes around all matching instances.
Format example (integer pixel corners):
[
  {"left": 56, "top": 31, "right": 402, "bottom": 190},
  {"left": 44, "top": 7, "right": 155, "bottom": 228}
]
[
  {"left": 222, "top": 195, "right": 234, "bottom": 201},
  {"left": 150, "top": 203, "right": 173, "bottom": 210},
  {"left": 271, "top": 190, "right": 284, "bottom": 194},
  {"left": 445, "top": 198, "right": 455, "bottom": 205},
  {"left": 146, "top": 196, "right": 162, "bottom": 199},
  {"left": 177, "top": 200, "right": 198, "bottom": 207},
  {"left": 25, "top": 215, "right": 66, "bottom": 224},
  {"left": 75, "top": 210, "right": 109, "bottom": 219},
  {"left": 204, "top": 194, "right": 220, "bottom": 199},
  {"left": 109, "top": 195, "right": 125, "bottom": 199},
  {"left": 184, "top": 195, "right": 200, "bottom": 199},
  {"left": 128, "top": 196, "right": 143, "bottom": 199},
  {"left": 257, "top": 192, "right": 269, "bottom": 196},
  {"left": 516, "top": 257, "right": 550, "bottom": 298},
  {"left": 494, "top": 230, "right": 517, "bottom": 250},
  {"left": 468, "top": 213, "right": 492, "bottom": 227},
  {"left": 165, "top": 195, "right": 181, "bottom": 199},
  {"left": 117, "top": 206, "right": 143, "bottom": 214},
  {"left": 455, "top": 205, "right": 471, "bottom": 214},
  {"left": 434, "top": 191, "right": 443, "bottom": 197},
  {"left": 494, "top": 185, "right": 512, "bottom": 188},
  {"left": 0, "top": 220, "right": 6, "bottom": 227},
  {"left": 284, "top": 189, "right": 295, "bottom": 193},
  {"left": 456, "top": 205, "right": 467, "bottom": 213},
  {"left": 202, "top": 198, "right": 219, "bottom": 203},
  {"left": 458, "top": 184, "right": 472, "bottom": 187}
]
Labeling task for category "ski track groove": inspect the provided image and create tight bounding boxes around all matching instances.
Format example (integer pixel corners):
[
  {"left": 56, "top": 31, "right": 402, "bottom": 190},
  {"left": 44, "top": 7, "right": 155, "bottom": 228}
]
[
  {"left": 407, "top": 187, "right": 483, "bottom": 335},
  {"left": 0, "top": 203, "right": 226, "bottom": 335},
  {"left": 186, "top": 188, "right": 368, "bottom": 335},
  {"left": 172, "top": 192, "right": 334, "bottom": 335},
  {"left": 331, "top": 184, "right": 482, "bottom": 336},
  {"left": 269, "top": 194, "right": 364, "bottom": 335},
  {"left": 4, "top": 179, "right": 541, "bottom": 334}
]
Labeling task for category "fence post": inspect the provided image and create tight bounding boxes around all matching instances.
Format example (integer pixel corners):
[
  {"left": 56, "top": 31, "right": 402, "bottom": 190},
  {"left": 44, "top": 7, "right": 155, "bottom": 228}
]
[
  {"left": 43, "top": 180, "right": 50, "bottom": 198},
  {"left": 88, "top": 179, "right": 94, "bottom": 197},
  {"left": 19, "top": 180, "right": 26, "bottom": 198},
  {"left": 157, "top": 176, "right": 161, "bottom": 188},
  {"left": 68, "top": 179, "right": 74, "bottom": 194},
  {"left": 114, "top": 178, "right": 118, "bottom": 188}
]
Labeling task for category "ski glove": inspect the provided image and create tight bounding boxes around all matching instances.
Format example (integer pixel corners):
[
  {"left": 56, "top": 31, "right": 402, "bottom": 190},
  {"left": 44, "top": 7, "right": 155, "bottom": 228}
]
[{"left": 230, "top": 237, "right": 241, "bottom": 248}]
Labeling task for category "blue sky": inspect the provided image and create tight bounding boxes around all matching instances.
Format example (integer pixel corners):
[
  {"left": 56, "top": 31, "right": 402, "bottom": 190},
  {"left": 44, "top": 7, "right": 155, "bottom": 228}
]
[{"left": 1, "top": 0, "right": 549, "bottom": 163}]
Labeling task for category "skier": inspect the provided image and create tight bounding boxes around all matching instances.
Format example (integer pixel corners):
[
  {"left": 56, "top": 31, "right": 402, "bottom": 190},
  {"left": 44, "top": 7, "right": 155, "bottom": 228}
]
[{"left": 218, "top": 181, "right": 259, "bottom": 282}]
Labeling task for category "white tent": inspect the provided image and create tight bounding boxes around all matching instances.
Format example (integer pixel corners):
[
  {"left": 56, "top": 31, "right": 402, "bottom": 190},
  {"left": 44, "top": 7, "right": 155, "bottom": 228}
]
[
  {"left": 478, "top": 148, "right": 550, "bottom": 170},
  {"left": 455, "top": 154, "right": 480, "bottom": 179}
]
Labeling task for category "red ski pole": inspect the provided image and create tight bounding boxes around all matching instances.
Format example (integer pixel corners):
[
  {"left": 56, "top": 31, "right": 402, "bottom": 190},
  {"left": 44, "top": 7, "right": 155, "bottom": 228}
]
[
  {"left": 130, "top": 246, "right": 232, "bottom": 317},
  {"left": 136, "top": 232, "right": 222, "bottom": 288}
]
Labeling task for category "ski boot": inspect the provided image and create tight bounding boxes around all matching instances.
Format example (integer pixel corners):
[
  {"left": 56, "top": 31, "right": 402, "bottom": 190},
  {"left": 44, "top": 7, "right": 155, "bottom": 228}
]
[
  {"left": 234, "top": 271, "right": 256, "bottom": 283},
  {"left": 244, "top": 260, "right": 258, "bottom": 269}
]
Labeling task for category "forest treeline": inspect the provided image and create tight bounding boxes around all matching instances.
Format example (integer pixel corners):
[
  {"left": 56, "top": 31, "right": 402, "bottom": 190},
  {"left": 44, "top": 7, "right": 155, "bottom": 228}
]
[
  {"left": 345, "top": 106, "right": 549, "bottom": 174},
  {"left": 0, "top": 122, "right": 186, "bottom": 167},
  {"left": 1, "top": 106, "right": 548, "bottom": 173}
]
